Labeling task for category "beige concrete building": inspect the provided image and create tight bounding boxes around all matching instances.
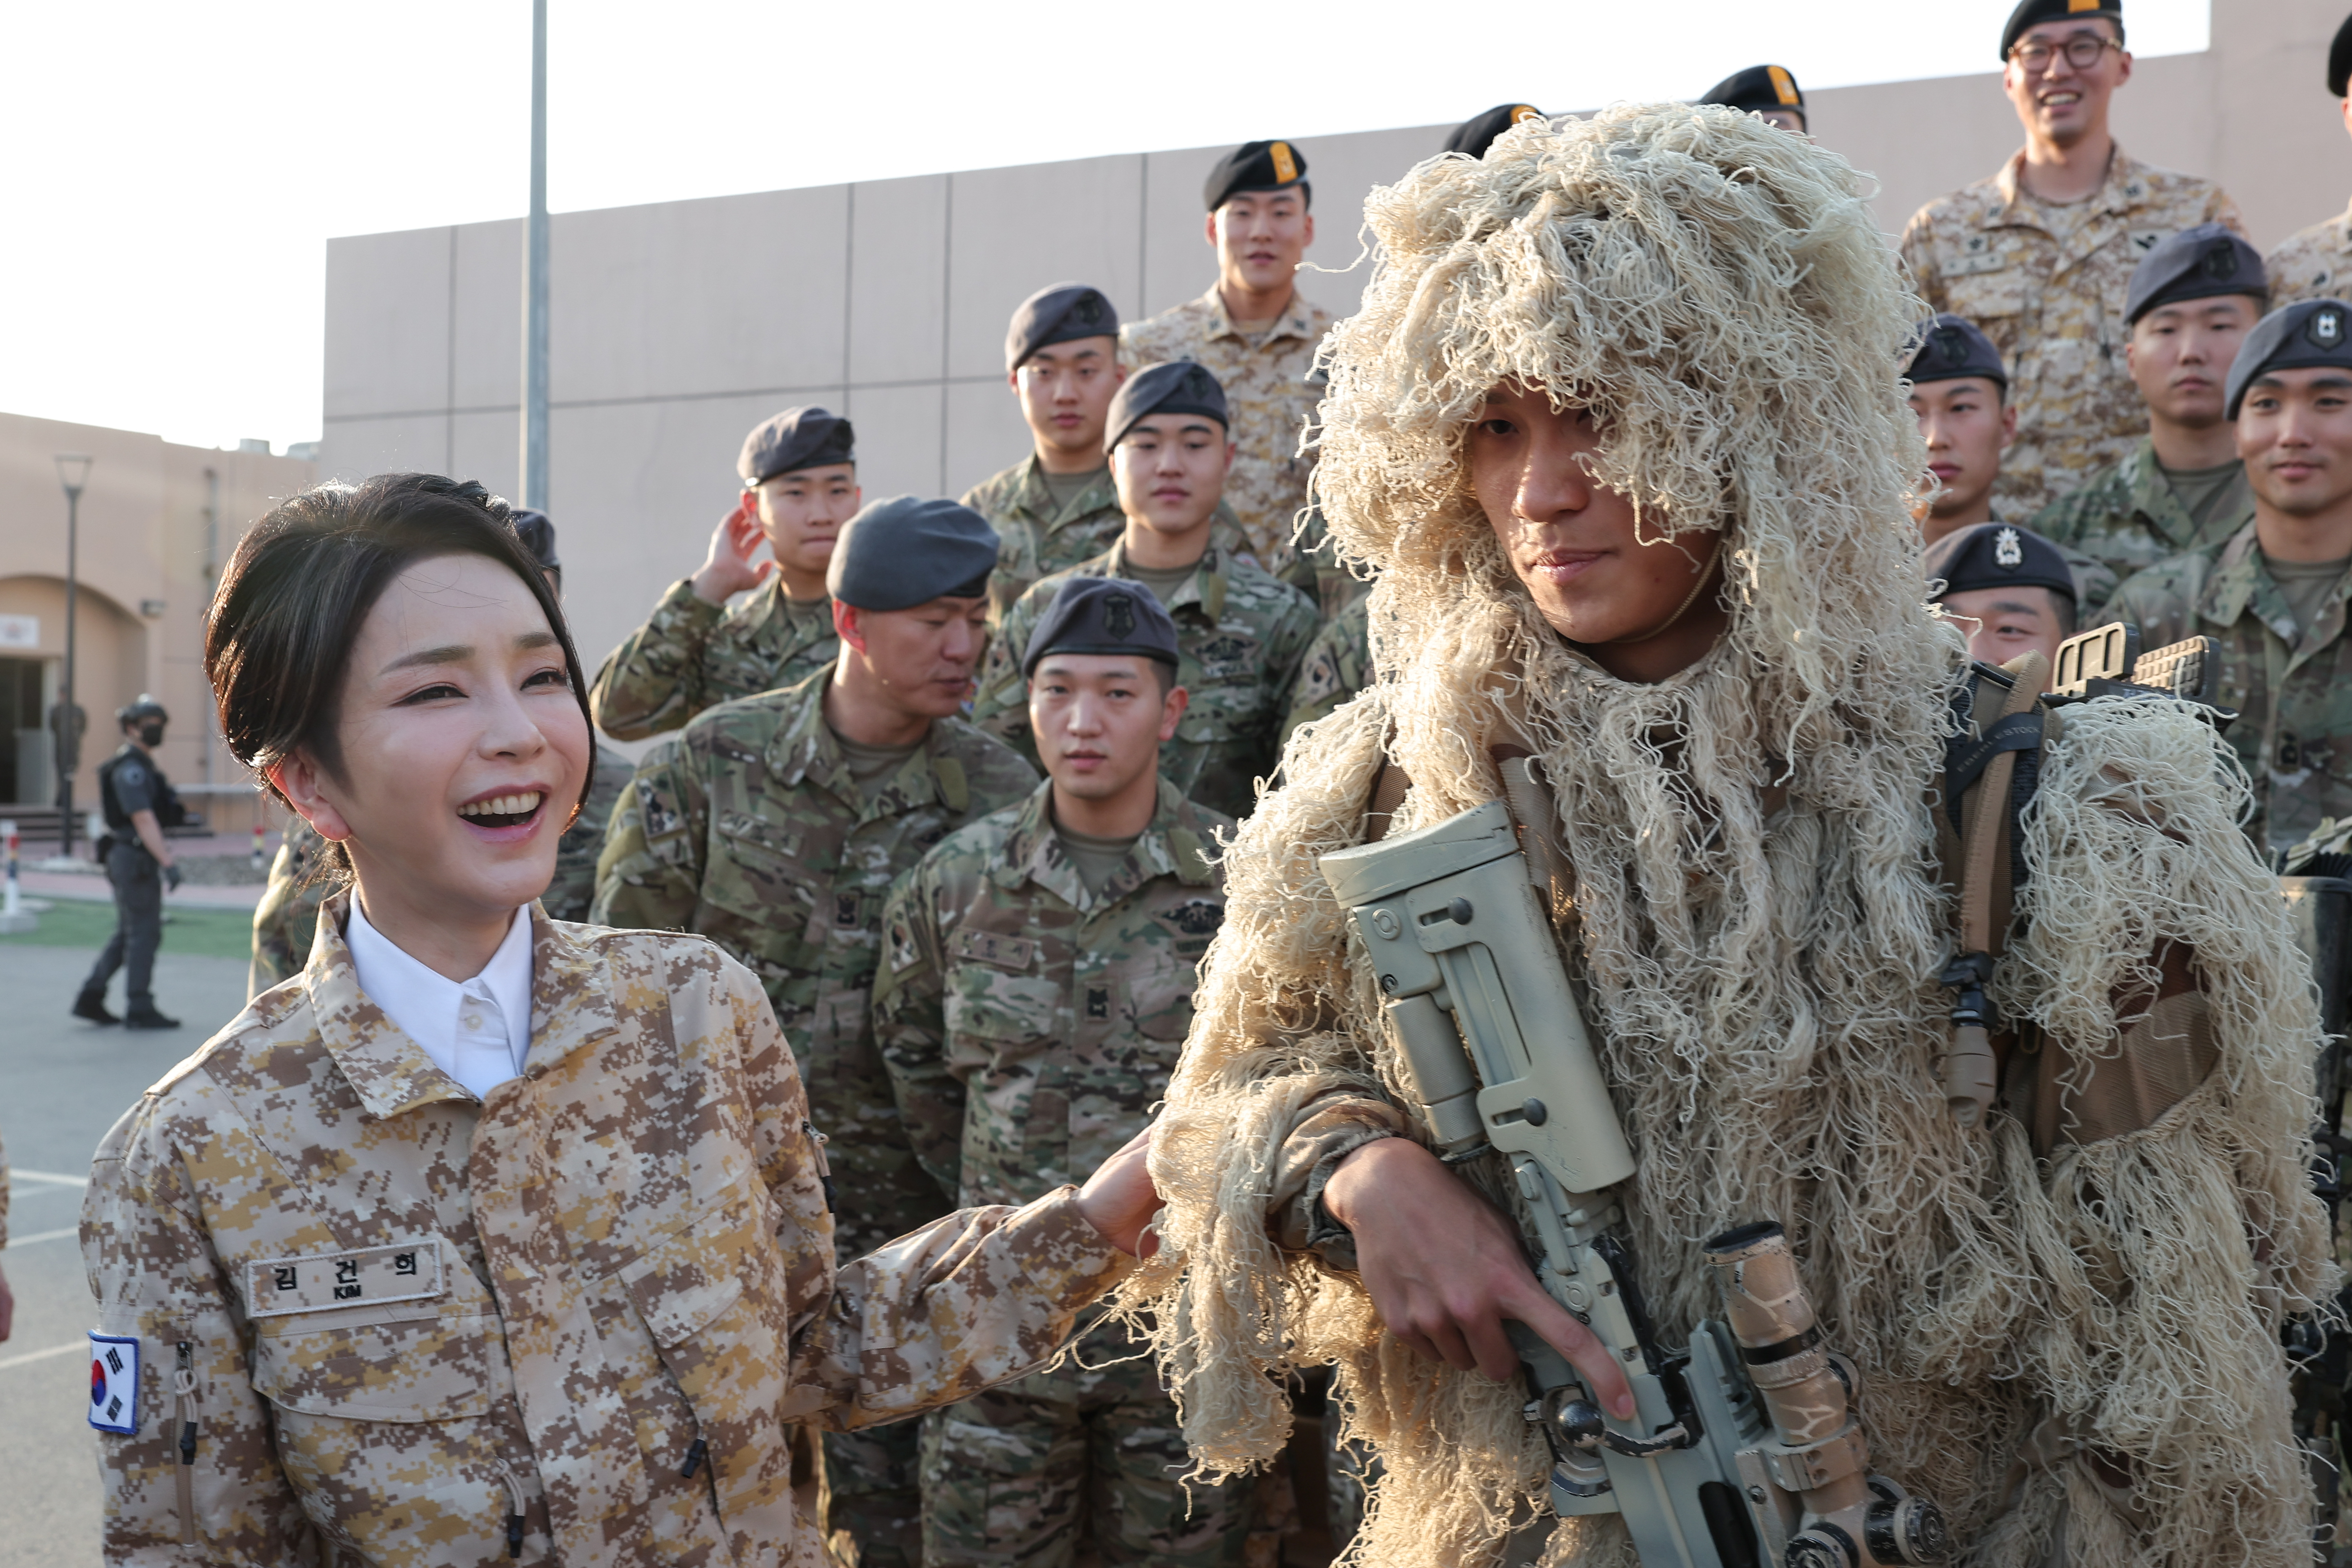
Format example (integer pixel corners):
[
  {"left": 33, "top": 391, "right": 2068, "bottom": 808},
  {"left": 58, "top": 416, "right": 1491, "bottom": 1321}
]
[
  {"left": 0, "top": 412, "right": 312, "bottom": 831},
  {"left": 317, "top": 0, "right": 2349, "bottom": 717}
]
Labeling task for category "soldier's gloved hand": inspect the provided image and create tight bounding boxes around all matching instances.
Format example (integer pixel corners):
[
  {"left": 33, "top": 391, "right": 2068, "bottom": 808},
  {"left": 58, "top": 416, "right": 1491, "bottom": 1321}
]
[
  {"left": 690, "top": 494, "right": 778, "bottom": 605},
  {"left": 163, "top": 863, "right": 183, "bottom": 892},
  {"left": 1324, "top": 1138, "right": 1636, "bottom": 1419},
  {"left": 1075, "top": 1126, "right": 1162, "bottom": 1258}
]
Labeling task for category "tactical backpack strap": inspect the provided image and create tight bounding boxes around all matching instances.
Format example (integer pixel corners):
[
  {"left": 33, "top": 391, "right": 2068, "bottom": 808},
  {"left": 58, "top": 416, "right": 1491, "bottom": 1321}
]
[{"left": 1936, "top": 650, "right": 2050, "bottom": 1128}]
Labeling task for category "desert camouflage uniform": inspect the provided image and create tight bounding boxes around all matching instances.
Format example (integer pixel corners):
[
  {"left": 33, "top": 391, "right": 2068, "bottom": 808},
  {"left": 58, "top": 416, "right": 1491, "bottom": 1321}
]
[
  {"left": 2268, "top": 201, "right": 2352, "bottom": 309},
  {"left": 248, "top": 744, "right": 637, "bottom": 998},
  {"left": 1899, "top": 147, "right": 2245, "bottom": 517},
  {"left": 2108, "top": 520, "right": 2352, "bottom": 854},
  {"left": 590, "top": 673, "right": 1036, "bottom": 1565},
  {"left": 874, "top": 778, "right": 1246, "bottom": 1566},
  {"left": 590, "top": 578, "right": 839, "bottom": 740},
  {"left": 972, "top": 540, "right": 1317, "bottom": 821},
  {"left": 1282, "top": 594, "right": 1373, "bottom": 745},
  {"left": 963, "top": 455, "right": 1287, "bottom": 619},
  {"left": 83, "top": 895, "right": 1130, "bottom": 1568},
  {"left": 2030, "top": 438, "right": 2251, "bottom": 618},
  {"left": 1119, "top": 287, "right": 1334, "bottom": 566}
]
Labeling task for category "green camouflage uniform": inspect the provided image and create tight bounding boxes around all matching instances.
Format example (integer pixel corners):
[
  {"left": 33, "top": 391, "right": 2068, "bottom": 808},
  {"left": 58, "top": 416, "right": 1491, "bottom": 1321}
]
[
  {"left": 1899, "top": 147, "right": 2245, "bottom": 518},
  {"left": 972, "top": 539, "right": 1317, "bottom": 821},
  {"left": 590, "top": 673, "right": 1037, "bottom": 1566},
  {"left": 85, "top": 894, "right": 1130, "bottom": 1568},
  {"left": 2268, "top": 200, "right": 2352, "bottom": 309},
  {"left": 2031, "top": 438, "right": 2253, "bottom": 617},
  {"left": 874, "top": 778, "right": 1247, "bottom": 1567},
  {"left": 1120, "top": 287, "right": 1335, "bottom": 566},
  {"left": 247, "top": 744, "right": 636, "bottom": 999},
  {"left": 2108, "top": 521, "right": 2352, "bottom": 855},
  {"left": 589, "top": 576, "right": 839, "bottom": 740},
  {"left": 1282, "top": 593, "right": 1373, "bottom": 746},
  {"left": 1285, "top": 507, "right": 1369, "bottom": 622}
]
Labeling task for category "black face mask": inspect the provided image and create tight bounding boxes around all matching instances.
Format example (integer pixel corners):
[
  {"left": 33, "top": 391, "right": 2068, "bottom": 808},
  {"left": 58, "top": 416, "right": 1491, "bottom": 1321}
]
[{"left": 136, "top": 721, "right": 164, "bottom": 748}]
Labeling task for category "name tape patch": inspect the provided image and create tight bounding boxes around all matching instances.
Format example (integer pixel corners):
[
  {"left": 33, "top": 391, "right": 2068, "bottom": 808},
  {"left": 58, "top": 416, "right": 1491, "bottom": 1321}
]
[
  {"left": 953, "top": 929, "right": 1037, "bottom": 972},
  {"left": 244, "top": 1238, "right": 445, "bottom": 1319},
  {"left": 89, "top": 1333, "right": 139, "bottom": 1434}
]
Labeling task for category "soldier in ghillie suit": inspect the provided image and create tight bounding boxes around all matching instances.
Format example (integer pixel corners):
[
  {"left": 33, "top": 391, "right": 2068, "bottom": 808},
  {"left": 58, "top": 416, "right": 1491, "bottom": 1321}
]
[{"left": 1119, "top": 104, "right": 2331, "bottom": 1568}]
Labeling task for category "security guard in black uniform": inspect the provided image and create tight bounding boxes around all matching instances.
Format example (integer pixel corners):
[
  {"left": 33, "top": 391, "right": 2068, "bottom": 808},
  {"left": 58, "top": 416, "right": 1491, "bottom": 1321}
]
[{"left": 72, "top": 696, "right": 185, "bottom": 1028}]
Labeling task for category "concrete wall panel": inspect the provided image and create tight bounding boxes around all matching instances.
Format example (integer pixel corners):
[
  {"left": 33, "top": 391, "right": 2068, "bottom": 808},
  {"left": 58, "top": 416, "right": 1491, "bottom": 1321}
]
[
  {"left": 849, "top": 175, "right": 949, "bottom": 388},
  {"left": 453, "top": 218, "right": 524, "bottom": 411},
  {"left": 945, "top": 156, "right": 1143, "bottom": 380},
  {"left": 448, "top": 410, "right": 521, "bottom": 501},
  {"left": 323, "top": 228, "right": 453, "bottom": 419},
  {"left": 943, "top": 378, "right": 1031, "bottom": 502},
  {"left": 843, "top": 381, "right": 946, "bottom": 502},
  {"left": 316, "top": 414, "right": 449, "bottom": 488}
]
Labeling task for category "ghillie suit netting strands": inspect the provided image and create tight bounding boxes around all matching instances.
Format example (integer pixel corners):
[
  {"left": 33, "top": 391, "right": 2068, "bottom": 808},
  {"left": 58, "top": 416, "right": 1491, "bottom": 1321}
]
[{"left": 1113, "top": 102, "right": 2330, "bottom": 1568}]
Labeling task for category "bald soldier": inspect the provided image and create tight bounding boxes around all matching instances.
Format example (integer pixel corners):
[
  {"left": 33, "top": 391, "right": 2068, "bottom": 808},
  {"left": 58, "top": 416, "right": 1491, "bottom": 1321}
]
[
  {"left": 1121, "top": 140, "right": 1335, "bottom": 568},
  {"left": 590, "top": 496, "right": 1038, "bottom": 1567},
  {"left": 1900, "top": 0, "right": 2246, "bottom": 518},
  {"left": 1699, "top": 63, "right": 1807, "bottom": 133},
  {"left": 589, "top": 407, "right": 853, "bottom": 739},
  {"left": 2266, "top": 14, "right": 2352, "bottom": 308}
]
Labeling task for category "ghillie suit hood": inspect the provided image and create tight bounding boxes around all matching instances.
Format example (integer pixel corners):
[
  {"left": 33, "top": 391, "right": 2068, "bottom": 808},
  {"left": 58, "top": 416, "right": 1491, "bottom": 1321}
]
[{"left": 1120, "top": 103, "right": 2330, "bottom": 1568}]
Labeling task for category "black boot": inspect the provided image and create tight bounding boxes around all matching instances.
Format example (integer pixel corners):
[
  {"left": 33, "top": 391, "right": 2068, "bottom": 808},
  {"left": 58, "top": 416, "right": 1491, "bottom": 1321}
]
[
  {"left": 122, "top": 1006, "right": 181, "bottom": 1030},
  {"left": 73, "top": 987, "right": 120, "bottom": 1025}
]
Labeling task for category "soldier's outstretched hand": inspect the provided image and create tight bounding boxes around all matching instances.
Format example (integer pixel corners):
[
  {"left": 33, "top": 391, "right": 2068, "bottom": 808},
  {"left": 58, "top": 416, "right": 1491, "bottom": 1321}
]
[
  {"left": 1076, "top": 1126, "right": 1162, "bottom": 1258},
  {"left": 1324, "top": 1137, "right": 1635, "bottom": 1419},
  {"left": 691, "top": 494, "right": 777, "bottom": 605}
]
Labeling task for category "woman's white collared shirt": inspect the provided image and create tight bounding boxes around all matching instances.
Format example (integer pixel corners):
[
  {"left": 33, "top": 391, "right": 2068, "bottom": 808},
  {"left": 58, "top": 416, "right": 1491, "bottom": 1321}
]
[{"left": 344, "top": 897, "right": 533, "bottom": 1097}]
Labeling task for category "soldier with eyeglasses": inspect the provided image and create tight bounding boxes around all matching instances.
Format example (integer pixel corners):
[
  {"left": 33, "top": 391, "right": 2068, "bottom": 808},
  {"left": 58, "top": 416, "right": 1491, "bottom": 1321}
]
[{"left": 1900, "top": 0, "right": 2247, "bottom": 520}]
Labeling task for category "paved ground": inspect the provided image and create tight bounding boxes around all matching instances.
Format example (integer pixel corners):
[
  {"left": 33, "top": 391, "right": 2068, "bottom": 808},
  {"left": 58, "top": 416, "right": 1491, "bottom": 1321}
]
[{"left": 0, "top": 939, "right": 253, "bottom": 1567}]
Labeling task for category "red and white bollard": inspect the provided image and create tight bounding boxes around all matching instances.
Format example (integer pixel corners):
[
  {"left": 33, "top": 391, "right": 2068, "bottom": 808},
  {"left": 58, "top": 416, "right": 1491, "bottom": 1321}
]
[
  {"left": 0, "top": 818, "right": 35, "bottom": 933},
  {"left": 251, "top": 822, "right": 267, "bottom": 869}
]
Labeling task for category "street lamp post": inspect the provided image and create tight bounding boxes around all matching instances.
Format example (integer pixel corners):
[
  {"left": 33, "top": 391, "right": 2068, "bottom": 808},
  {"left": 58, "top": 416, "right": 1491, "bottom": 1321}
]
[
  {"left": 520, "top": 0, "right": 550, "bottom": 508},
  {"left": 53, "top": 454, "right": 92, "bottom": 858}
]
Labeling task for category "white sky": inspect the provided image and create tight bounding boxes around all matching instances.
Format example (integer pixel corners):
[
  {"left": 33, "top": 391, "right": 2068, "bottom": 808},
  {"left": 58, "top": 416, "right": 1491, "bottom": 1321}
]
[{"left": 0, "top": 0, "right": 2211, "bottom": 455}]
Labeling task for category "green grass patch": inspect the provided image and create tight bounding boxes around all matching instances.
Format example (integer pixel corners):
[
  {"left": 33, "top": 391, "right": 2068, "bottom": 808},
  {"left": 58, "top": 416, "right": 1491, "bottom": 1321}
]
[{"left": 0, "top": 898, "right": 254, "bottom": 960}]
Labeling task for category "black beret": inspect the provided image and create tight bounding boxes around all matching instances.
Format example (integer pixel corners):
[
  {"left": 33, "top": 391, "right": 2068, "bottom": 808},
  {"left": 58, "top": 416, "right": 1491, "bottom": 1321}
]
[
  {"left": 2000, "top": 0, "right": 2122, "bottom": 62},
  {"left": 1204, "top": 139, "right": 1307, "bottom": 212},
  {"left": 1105, "top": 360, "right": 1229, "bottom": 451},
  {"left": 508, "top": 508, "right": 559, "bottom": 573},
  {"left": 2225, "top": 298, "right": 2352, "bottom": 420},
  {"left": 1923, "top": 523, "right": 2078, "bottom": 605},
  {"left": 1905, "top": 314, "right": 2008, "bottom": 388},
  {"left": 1699, "top": 65, "right": 1805, "bottom": 118},
  {"left": 736, "top": 406, "right": 855, "bottom": 487},
  {"left": 1444, "top": 104, "right": 1544, "bottom": 159},
  {"left": 2123, "top": 223, "right": 2267, "bottom": 325},
  {"left": 2331, "top": 10, "right": 2352, "bottom": 97},
  {"left": 1022, "top": 576, "right": 1181, "bottom": 678},
  {"left": 826, "top": 496, "right": 998, "bottom": 612},
  {"left": 1004, "top": 283, "right": 1120, "bottom": 374}
]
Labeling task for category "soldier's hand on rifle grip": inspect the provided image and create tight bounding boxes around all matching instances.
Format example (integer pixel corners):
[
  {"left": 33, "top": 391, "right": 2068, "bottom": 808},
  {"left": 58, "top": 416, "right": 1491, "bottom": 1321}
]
[{"left": 1324, "top": 1139, "right": 1635, "bottom": 1419}]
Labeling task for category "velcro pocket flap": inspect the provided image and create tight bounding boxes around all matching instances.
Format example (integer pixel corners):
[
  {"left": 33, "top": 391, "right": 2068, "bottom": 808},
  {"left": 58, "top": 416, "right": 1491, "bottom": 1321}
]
[
  {"left": 250, "top": 1311, "right": 504, "bottom": 1422},
  {"left": 620, "top": 1194, "right": 762, "bottom": 1348}
]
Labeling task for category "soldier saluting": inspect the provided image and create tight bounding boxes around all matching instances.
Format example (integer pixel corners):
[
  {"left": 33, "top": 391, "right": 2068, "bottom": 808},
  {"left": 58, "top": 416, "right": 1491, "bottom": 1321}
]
[{"left": 72, "top": 695, "right": 187, "bottom": 1030}]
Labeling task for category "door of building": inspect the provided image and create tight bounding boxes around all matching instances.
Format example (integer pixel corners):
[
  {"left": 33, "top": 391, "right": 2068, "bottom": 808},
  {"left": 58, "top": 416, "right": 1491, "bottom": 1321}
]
[{"left": 0, "top": 657, "right": 49, "bottom": 805}]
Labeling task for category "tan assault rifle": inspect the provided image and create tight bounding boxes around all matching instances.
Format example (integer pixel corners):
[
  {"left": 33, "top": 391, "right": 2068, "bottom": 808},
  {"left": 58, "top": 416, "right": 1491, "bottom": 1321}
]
[{"left": 1321, "top": 776, "right": 1947, "bottom": 1568}]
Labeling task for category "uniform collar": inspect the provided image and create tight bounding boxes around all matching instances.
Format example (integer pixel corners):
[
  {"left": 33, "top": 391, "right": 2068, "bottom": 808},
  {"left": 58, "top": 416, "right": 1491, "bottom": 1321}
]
[
  {"left": 764, "top": 673, "right": 972, "bottom": 820},
  {"left": 1102, "top": 535, "right": 1227, "bottom": 623},
  {"left": 733, "top": 577, "right": 833, "bottom": 641},
  {"left": 1987, "top": 143, "right": 2148, "bottom": 225},
  {"left": 2118, "top": 437, "right": 2205, "bottom": 549},
  {"left": 1194, "top": 283, "right": 1319, "bottom": 347},
  {"left": 2203, "top": 519, "right": 2352, "bottom": 657},
  {"left": 305, "top": 894, "right": 620, "bottom": 1119},
  {"left": 990, "top": 778, "right": 1218, "bottom": 911},
  {"left": 1016, "top": 454, "right": 1119, "bottom": 530}
]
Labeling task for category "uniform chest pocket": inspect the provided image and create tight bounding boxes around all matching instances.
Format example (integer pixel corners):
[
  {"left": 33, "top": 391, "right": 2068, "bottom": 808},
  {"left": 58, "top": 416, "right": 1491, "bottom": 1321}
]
[
  {"left": 1945, "top": 264, "right": 2028, "bottom": 322},
  {"left": 250, "top": 1309, "right": 507, "bottom": 1422},
  {"left": 1190, "top": 634, "right": 1263, "bottom": 685},
  {"left": 705, "top": 813, "right": 829, "bottom": 933},
  {"left": 944, "top": 968, "right": 1062, "bottom": 1066}
]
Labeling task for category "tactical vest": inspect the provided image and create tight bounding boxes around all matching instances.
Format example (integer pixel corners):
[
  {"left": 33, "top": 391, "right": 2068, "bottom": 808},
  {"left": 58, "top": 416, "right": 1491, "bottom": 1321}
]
[{"left": 97, "top": 745, "right": 186, "bottom": 835}]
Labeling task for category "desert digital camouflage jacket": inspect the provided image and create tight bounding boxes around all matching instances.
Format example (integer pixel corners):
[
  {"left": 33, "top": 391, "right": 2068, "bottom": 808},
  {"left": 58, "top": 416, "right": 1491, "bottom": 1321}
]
[
  {"left": 589, "top": 577, "right": 839, "bottom": 741},
  {"left": 2108, "top": 520, "right": 2352, "bottom": 853},
  {"left": 82, "top": 897, "right": 1130, "bottom": 1568},
  {"left": 1899, "top": 147, "right": 2244, "bottom": 518},
  {"left": 874, "top": 779, "right": 1229, "bottom": 1209},
  {"left": 1119, "top": 286, "right": 1334, "bottom": 565},
  {"left": 971, "top": 538, "right": 1317, "bottom": 820},
  {"left": 2268, "top": 199, "right": 2352, "bottom": 309},
  {"left": 589, "top": 675, "right": 1037, "bottom": 1254},
  {"left": 248, "top": 745, "right": 636, "bottom": 998},
  {"left": 2031, "top": 438, "right": 2252, "bottom": 610},
  {"left": 1281, "top": 593, "right": 1372, "bottom": 745}
]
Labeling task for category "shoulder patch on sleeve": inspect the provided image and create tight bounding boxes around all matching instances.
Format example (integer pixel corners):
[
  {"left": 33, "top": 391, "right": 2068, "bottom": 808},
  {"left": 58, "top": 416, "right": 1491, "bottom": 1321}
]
[
  {"left": 888, "top": 915, "right": 922, "bottom": 976},
  {"left": 88, "top": 1334, "right": 139, "bottom": 1433}
]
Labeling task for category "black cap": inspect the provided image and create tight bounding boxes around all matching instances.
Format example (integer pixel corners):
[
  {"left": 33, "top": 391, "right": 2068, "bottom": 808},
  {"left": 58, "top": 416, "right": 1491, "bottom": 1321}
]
[
  {"left": 1022, "top": 577, "right": 1182, "bottom": 678},
  {"left": 1445, "top": 104, "right": 1544, "bottom": 159},
  {"left": 1105, "top": 361, "right": 1229, "bottom": 451},
  {"left": 1005, "top": 283, "right": 1120, "bottom": 373},
  {"left": 2330, "top": 11, "right": 2352, "bottom": 97},
  {"left": 116, "top": 693, "right": 168, "bottom": 726},
  {"left": 2123, "top": 223, "right": 2267, "bottom": 325},
  {"left": 2001, "top": 0, "right": 2122, "bottom": 62},
  {"left": 509, "top": 508, "right": 559, "bottom": 574},
  {"left": 1204, "top": 139, "right": 1307, "bottom": 212},
  {"left": 1905, "top": 314, "right": 2008, "bottom": 388},
  {"left": 1923, "top": 523, "right": 2078, "bottom": 605},
  {"left": 737, "top": 406, "right": 856, "bottom": 487},
  {"left": 826, "top": 496, "right": 998, "bottom": 612},
  {"left": 1699, "top": 65, "right": 1805, "bottom": 119},
  {"left": 2225, "top": 298, "right": 2352, "bottom": 420}
]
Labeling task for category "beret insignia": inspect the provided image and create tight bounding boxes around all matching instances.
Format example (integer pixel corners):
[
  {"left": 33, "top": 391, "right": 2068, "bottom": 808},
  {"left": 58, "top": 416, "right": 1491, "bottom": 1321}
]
[
  {"left": 2314, "top": 308, "right": 2346, "bottom": 350},
  {"left": 1105, "top": 592, "right": 1137, "bottom": 639},
  {"left": 1994, "top": 527, "right": 2024, "bottom": 568}
]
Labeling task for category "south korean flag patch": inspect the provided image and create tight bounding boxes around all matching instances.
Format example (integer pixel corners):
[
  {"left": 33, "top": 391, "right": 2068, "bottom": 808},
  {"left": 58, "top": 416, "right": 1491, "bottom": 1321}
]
[{"left": 88, "top": 1333, "right": 139, "bottom": 1434}]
